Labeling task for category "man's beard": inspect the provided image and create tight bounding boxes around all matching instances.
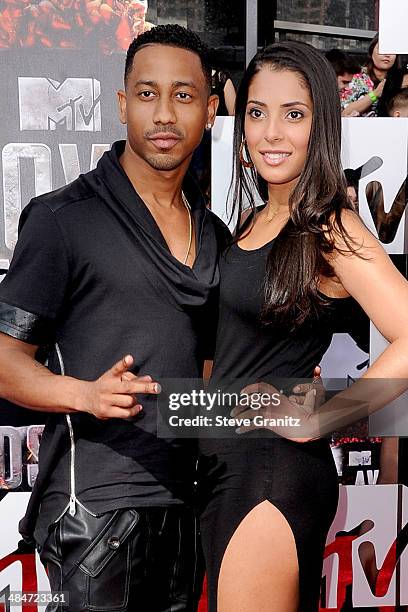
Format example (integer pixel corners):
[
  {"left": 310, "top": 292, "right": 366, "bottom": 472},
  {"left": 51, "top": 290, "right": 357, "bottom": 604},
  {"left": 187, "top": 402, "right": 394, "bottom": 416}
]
[{"left": 145, "top": 153, "right": 184, "bottom": 171}]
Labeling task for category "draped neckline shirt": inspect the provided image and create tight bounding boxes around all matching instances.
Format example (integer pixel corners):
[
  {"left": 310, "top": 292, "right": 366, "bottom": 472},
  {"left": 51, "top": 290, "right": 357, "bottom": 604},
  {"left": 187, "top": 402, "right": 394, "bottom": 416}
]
[{"left": 0, "top": 140, "right": 229, "bottom": 546}]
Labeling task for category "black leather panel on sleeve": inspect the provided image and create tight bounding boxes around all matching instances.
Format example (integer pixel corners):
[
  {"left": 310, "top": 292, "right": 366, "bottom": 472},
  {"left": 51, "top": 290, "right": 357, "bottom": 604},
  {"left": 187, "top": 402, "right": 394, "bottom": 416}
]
[{"left": 0, "top": 301, "right": 54, "bottom": 345}]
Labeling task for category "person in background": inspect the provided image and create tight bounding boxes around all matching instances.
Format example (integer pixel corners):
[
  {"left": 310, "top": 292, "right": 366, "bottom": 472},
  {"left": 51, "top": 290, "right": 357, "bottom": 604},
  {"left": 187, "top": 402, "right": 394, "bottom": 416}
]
[
  {"left": 325, "top": 48, "right": 360, "bottom": 95},
  {"left": 211, "top": 67, "right": 236, "bottom": 116},
  {"left": 190, "top": 57, "right": 237, "bottom": 205},
  {"left": 387, "top": 87, "right": 408, "bottom": 117},
  {"left": 377, "top": 63, "right": 408, "bottom": 116},
  {"left": 342, "top": 33, "right": 396, "bottom": 117}
]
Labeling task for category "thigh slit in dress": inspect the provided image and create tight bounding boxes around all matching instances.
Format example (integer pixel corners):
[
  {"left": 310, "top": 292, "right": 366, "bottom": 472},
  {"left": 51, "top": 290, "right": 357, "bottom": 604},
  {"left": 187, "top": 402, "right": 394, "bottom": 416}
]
[{"left": 199, "top": 238, "right": 351, "bottom": 611}]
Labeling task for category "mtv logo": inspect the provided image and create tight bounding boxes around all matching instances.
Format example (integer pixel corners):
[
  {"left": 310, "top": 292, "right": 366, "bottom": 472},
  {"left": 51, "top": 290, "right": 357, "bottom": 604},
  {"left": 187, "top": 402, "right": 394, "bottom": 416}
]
[
  {"left": 18, "top": 77, "right": 101, "bottom": 131},
  {"left": 349, "top": 450, "right": 371, "bottom": 467}
]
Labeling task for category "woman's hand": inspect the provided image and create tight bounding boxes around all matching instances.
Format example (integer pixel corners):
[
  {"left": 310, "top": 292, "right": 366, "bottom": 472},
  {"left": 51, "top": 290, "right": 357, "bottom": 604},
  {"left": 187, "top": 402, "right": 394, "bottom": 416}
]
[
  {"left": 341, "top": 81, "right": 385, "bottom": 117},
  {"left": 289, "top": 365, "right": 325, "bottom": 412},
  {"left": 231, "top": 382, "right": 318, "bottom": 442},
  {"left": 374, "top": 78, "right": 386, "bottom": 99}
]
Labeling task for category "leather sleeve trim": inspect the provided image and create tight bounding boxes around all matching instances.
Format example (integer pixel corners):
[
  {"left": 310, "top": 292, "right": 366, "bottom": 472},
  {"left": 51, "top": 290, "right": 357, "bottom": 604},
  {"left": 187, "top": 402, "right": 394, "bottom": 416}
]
[{"left": 0, "top": 302, "right": 54, "bottom": 345}]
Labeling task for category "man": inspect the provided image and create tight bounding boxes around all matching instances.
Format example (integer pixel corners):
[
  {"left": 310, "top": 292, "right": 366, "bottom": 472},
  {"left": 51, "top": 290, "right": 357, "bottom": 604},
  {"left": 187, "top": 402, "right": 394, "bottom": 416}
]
[
  {"left": 325, "top": 48, "right": 360, "bottom": 92},
  {"left": 0, "top": 24, "right": 226, "bottom": 611}
]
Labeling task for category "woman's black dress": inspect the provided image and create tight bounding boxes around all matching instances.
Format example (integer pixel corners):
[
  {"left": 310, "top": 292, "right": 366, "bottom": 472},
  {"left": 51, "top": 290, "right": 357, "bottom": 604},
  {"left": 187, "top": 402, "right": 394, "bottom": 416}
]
[{"left": 199, "top": 237, "right": 349, "bottom": 611}]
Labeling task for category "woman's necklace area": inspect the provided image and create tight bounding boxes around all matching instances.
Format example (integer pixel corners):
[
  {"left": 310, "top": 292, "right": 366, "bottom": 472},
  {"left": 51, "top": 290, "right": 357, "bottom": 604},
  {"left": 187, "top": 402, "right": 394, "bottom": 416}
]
[
  {"left": 181, "top": 191, "right": 193, "bottom": 265},
  {"left": 265, "top": 203, "right": 280, "bottom": 222},
  {"left": 264, "top": 200, "right": 289, "bottom": 223}
]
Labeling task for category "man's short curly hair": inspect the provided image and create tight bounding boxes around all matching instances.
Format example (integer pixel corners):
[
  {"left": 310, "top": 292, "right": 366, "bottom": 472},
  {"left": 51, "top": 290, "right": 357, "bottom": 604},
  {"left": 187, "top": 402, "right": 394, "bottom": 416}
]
[
  {"left": 387, "top": 87, "right": 408, "bottom": 115},
  {"left": 124, "top": 24, "right": 212, "bottom": 91}
]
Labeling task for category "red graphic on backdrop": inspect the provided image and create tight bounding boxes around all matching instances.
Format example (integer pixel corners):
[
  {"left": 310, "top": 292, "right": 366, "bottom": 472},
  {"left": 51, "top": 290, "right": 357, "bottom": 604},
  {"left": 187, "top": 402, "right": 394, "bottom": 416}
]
[
  {"left": 0, "top": 0, "right": 150, "bottom": 53},
  {"left": 0, "top": 550, "right": 38, "bottom": 612},
  {"left": 0, "top": 538, "right": 403, "bottom": 611},
  {"left": 321, "top": 522, "right": 405, "bottom": 611}
]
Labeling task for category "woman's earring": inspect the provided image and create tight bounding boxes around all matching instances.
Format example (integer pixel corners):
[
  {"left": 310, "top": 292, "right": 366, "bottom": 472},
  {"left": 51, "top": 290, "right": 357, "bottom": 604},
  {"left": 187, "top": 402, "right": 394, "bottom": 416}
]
[
  {"left": 239, "top": 139, "right": 254, "bottom": 168},
  {"left": 206, "top": 122, "right": 213, "bottom": 130}
]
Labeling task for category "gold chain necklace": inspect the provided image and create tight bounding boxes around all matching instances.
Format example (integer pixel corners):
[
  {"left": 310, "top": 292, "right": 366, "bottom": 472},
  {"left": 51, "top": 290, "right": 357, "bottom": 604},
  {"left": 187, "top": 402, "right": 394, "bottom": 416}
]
[
  {"left": 181, "top": 191, "right": 192, "bottom": 265},
  {"left": 265, "top": 201, "right": 281, "bottom": 222}
]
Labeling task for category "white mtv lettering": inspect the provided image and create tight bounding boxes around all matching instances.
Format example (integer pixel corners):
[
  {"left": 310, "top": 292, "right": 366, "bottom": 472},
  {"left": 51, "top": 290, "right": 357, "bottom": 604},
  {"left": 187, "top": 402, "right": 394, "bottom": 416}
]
[
  {"left": 1, "top": 143, "right": 109, "bottom": 256},
  {"left": 59, "top": 143, "right": 110, "bottom": 183},
  {"left": 365, "top": 470, "right": 379, "bottom": 485},
  {"left": 2, "top": 143, "right": 52, "bottom": 251},
  {"left": 26, "top": 425, "right": 44, "bottom": 488},
  {"left": 355, "top": 470, "right": 379, "bottom": 485},
  {"left": 18, "top": 77, "right": 101, "bottom": 132},
  {"left": 0, "top": 427, "right": 22, "bottom": 489}
]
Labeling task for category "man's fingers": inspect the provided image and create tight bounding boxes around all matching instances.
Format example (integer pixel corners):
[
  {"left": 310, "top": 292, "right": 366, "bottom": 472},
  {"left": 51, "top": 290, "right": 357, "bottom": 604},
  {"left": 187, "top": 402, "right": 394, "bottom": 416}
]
[
  {"left": 124, "top": 380, "right": 161, "bottom": 395},
  {"left": 108, "top": 354, "right": 134, "bottom": 377},
  {"left": 120, "top": 373, "right": 134, "bottom": 382},
  {"left": 108, "top": 379, "right": 160, "bottom": 395},
  {"left": 110, "top": 394, "right": 141, "bottom": 409},
  {"left": 121, "top": 372, "right": 152, "bottom": 383},
  {"left": 97, "top": 405, "right": 143, "bottom": 420}
]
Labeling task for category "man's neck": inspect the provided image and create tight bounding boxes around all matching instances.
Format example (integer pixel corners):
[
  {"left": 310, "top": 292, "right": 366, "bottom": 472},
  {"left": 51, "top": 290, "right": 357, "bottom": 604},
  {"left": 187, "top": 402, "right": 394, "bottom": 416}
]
[{"left": 119, "top": 141, "right": 190, "bottom": 209}]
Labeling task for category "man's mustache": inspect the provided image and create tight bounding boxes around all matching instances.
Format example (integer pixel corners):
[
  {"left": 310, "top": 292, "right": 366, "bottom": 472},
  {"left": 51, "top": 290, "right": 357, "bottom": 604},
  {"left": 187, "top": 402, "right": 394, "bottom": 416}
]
[{"left": 145, "top": 126, "right": 184, "bottom": 138}]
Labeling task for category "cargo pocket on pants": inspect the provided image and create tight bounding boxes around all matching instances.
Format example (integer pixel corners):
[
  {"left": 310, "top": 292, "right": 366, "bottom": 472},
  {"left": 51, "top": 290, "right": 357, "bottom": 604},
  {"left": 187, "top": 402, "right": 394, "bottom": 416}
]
[
  {"left": 78, "top": 508, "right": 139, "bottom": 611},
  {"left": 58, "top": 507, "right": 139, "bottom": 611}
]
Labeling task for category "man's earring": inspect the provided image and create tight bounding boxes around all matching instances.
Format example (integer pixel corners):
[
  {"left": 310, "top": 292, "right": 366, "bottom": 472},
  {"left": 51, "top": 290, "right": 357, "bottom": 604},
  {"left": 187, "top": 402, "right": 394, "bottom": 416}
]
[
  {"left": 206, "top": 122, "right": 213, "bottom": 130},
  {"left": 239, "top": 139, "right": 254, "bottom": 168}
]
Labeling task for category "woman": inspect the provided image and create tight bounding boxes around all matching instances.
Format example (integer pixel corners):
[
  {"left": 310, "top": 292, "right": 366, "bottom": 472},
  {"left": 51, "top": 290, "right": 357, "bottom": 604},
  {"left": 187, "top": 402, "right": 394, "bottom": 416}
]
[
  {"left": 199, "top": 41, "right": 408, "bottom": 611},
  {"left": 211, "top": 67, "right": 236, "bottom": 116},
  {"left": 191, "top": 64, "right": 236, "bottom": 204},
  {"left": 342, "top": 33, "right": 396, "bottom": 116}
]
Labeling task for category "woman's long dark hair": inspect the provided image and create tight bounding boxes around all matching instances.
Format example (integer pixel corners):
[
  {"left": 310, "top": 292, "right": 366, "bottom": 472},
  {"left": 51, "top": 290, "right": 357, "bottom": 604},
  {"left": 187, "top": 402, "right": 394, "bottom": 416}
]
[
  {"left": 366, "top": 34, "right": 381, "bottom": 86},
  {"left": 229, "top": 41, "right": 356, "bottom": 328}
]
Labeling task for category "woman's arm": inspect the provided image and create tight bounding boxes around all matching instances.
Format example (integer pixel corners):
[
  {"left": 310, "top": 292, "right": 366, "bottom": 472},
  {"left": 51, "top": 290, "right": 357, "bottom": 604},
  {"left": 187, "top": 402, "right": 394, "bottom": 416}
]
[
  {"left": 232, "top": 211, "right": 408, "bottom": 441},
  {"left": 309, "top": 210, "right": 408, "bottom": 437},
  {"left": 223, "top": 78, "right": 236, "bottom": 116},
  {"left": 342, "top": 80, "right": 385, "bottom": 116},
  {"left": 332, "top": 210, "right": 408, "bottom": 377}
]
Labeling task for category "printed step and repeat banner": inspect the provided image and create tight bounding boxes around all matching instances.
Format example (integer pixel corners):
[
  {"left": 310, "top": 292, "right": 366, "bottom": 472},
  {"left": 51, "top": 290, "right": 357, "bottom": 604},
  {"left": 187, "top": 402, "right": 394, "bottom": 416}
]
[{"left": 1, "top": 0, "right": 408, "bottom": 609}]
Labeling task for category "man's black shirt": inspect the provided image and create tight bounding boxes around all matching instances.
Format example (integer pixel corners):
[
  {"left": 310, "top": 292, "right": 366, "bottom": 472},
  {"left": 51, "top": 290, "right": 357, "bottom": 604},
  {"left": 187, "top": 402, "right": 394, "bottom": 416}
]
[{"left": 0, "top": 141, "right": 228, "bottom": 546}]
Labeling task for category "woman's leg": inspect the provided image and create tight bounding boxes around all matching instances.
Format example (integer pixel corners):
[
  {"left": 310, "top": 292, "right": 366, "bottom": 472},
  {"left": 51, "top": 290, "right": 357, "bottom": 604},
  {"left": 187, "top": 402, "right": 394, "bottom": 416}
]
[{"left": 217, "top": 500, "right": 299, "bottom": 612}]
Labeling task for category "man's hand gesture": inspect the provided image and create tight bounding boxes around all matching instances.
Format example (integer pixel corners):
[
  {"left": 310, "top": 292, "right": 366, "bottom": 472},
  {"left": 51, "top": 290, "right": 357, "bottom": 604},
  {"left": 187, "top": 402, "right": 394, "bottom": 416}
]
[{"left": 76, "top": 355, "right": 160, "bottom": 419}]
